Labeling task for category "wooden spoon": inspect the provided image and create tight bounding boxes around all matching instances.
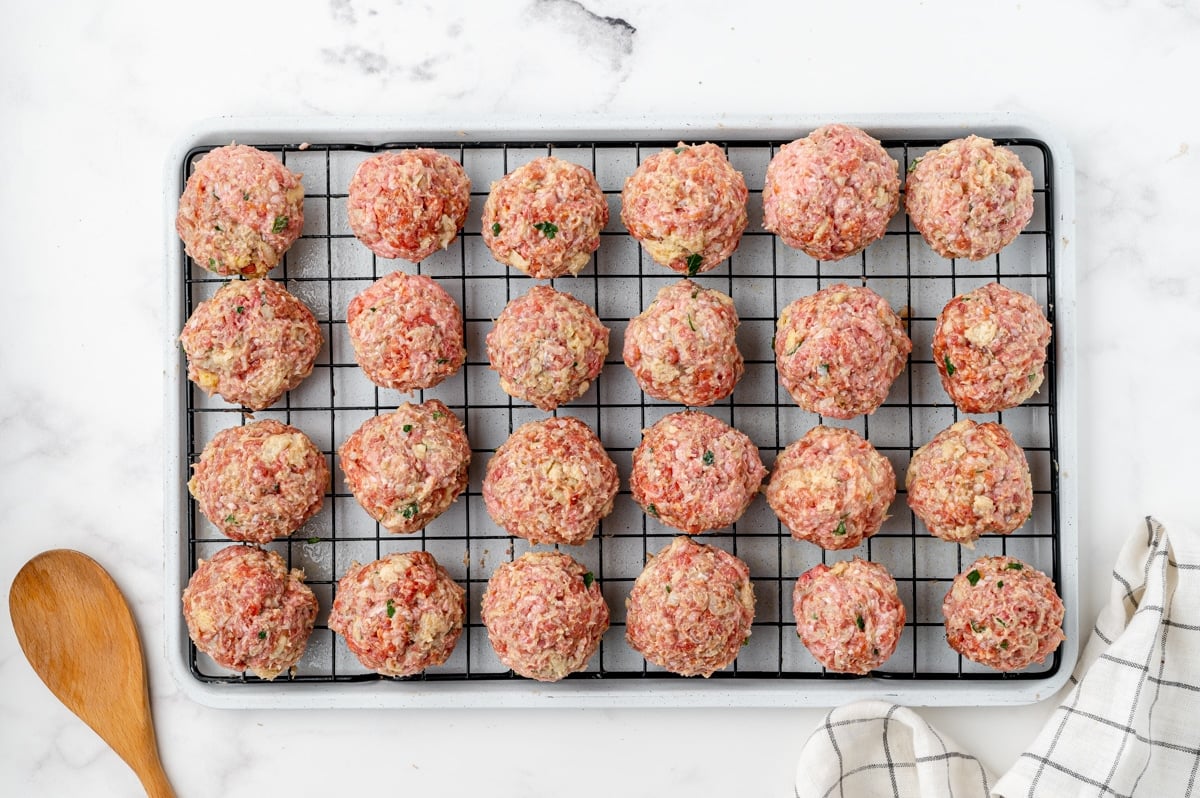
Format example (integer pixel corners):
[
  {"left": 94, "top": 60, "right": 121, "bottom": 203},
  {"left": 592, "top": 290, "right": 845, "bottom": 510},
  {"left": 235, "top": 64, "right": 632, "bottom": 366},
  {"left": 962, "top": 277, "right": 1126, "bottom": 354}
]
[{"left": 9, "top": 549, "right": 175, "bottom": 798}]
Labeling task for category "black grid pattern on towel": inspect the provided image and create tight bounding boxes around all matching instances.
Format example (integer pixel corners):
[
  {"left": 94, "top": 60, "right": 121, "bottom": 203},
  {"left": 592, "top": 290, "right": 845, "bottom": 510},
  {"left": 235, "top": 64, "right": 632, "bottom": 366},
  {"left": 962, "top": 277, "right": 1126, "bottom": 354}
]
[{"left": 176, "top": 134, "right": 1063, "bottom": 686}]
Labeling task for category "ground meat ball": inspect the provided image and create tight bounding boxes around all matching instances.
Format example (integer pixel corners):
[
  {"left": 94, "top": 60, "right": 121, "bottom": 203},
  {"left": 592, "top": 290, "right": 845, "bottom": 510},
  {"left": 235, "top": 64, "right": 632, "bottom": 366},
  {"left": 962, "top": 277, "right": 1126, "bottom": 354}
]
[
  {"left": 934, "top": 282, "right": 1053, "bottom": 414},
  {"left": 486, "top": 286, "right": 609, "bottom": 410},
  {"left": 179, "top": 278, "right": 322, "bottom": 410},
  {"left": 346, "top": 271, "right": 466, "bottom": 392},
  {"left": 906, "top": 419, "right": 1032, "bottom": 546},
  {"left": 621, "top": 142, "right": 749, "bottom": 275},
  {"left": 481, "top": 157, "right": 608, "bottom": 279},
  {"left": 483, "top": 417, "right": 618, "bottom": 545},
  {"left": 763, "top": 124, "right": 899, "bottom": 261},
  {"left": 328, "top": 551, "right": 465, "bottom": 677},
  {"left": 906, "top": 136, "right": 1035, "bottom": 261},
  {"left": 347, "top": 149, "right": 470, "bottom": 262},
  {"left": 625, "top": 536, "right": 755, "bottom": 677},
  {"left": 182, "top": 545, "right": 318, "bottom": 680},
  {"left": 622, "top": 279, "right": 744, "bottom": 406},
  {"left": 775, "top": 284, "right": 911, "bottom": 419},
  {"left": 176, "top": 144, "right": 305, "bottom": 278},
  {"left": 188, "top": 420, "right": 329, "bottom": 544},
  {"left": 766, "top": 426, "right": 896, "bottom": 550},
  {"left": 630, "top": 411, "right": 766, "bottom": 534},
  {"left": 943, "top": 556, "right": 1064, "bottom": 671},
  {"left": 481, "top": 552, "right": 609, "bottom": 681},
  {"left": 792, "top": 558, "right": 906, "bottom": 674},
  {"left": 339, "top": 400, "right": 470, "bottom": 534}
]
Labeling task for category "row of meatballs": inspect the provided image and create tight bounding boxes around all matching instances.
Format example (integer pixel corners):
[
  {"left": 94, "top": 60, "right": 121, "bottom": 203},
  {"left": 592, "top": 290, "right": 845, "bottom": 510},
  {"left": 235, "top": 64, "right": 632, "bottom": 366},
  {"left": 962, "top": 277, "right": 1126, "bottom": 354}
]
[
  {"left": 177, "top": 126, "right": 1035, "bottom": 285},
  {"left": 183, "top": 402, "right": 1063, "bottom": 680},
  {"left": 184, "top": 538, "right": 1063, "bottom": 684},
  {"left": 180, "top": 273, "right": 1051, "bottom": 422}
]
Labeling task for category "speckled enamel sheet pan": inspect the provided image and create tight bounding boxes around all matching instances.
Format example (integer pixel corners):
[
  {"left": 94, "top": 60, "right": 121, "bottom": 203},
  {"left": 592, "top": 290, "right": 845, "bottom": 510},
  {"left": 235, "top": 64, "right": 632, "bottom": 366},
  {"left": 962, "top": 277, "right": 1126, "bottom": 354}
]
[{"left": 164, "top": 115, "right": 1078, "bottom": 708}]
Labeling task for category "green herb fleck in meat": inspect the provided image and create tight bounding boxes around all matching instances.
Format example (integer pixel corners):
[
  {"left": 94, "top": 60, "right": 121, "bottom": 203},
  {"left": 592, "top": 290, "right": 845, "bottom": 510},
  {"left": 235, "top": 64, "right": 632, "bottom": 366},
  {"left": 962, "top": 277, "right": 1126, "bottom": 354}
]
[
  {"left": 242, "top": 191, "right": 250, "bottom": 201},
  {"left": 665, "top": 584, "right": 672, "bottom": 593},
  {"left": 944, "top": 356, "right": 956, "bottom": 377},
  {"left": 224, "top": 514, "right": 237, "bottom": 525},
  {"left": 685, "top": 253, "right": 702, "bottom": 276},
  {"left": 402, "top": 424, "right": 413, "bottom": 433},
  {"left": 402, "top": 502, "right": 419, "bottom": 520},
  {"left": 432, "top": 411, "right": 444, "bottom": 420},
  {"left": 996, "top": 581, "right": 1005, "bottom": 589},
  {"left": 272, "top": 215, "right": 289, "bottom": 234},
  {"left": 834, "top": 520, "right": 847, "bottom": 537},
  {"left": 258, "top": 631, "right": 267, "bottom": 640},
  {"left": 702, "top": 450, "right": 714, "bottom": 466},
  {"left": 907, "top": 156, "right": 923, "bottom": 174},
  {"left": 386, "top": 598, "right": 396, "bottom": 618},
  {"left": 583, "top": 571, "right": 595, "bottom": 588},
  {"left": 1000, "top": 640, "right": 1009, "bottom": 650},
  {"left": 1006, "top": 562, "right": 1024, "bottom": 571},
  {"left": 533, "top": 221, "right": 558, "bottom": 239},
  {"left": 646, "top": 504, "right": 659, "bottom": 518},
  {"left": 208, "top": 257, "right": 216, "bottom": 268},
  {"left": 967, "top": 569, "right": 981, "bottom": 586},
  {"left": 674, "top": 146, "right": 686, "bottom": 154},
  {"left": 971, "top": 621, "right": 985, "bottom": 633},
  {"left": 855, "top": 615, "right": 865, "bottom": 631},
  {"left": 491, "top": 222, "right": 501, "bottom": 236},
  {"left": 235, "top": 306, "right": 244, "bottom": 314},
  {"left": 687, "top": 313, "right": 696, "bottom": 331}
]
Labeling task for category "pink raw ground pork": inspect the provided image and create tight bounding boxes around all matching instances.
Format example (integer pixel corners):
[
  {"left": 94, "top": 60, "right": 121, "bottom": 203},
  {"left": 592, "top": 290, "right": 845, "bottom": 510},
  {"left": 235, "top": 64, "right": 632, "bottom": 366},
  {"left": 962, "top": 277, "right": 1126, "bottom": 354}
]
[
  {"left": 625, "top": 536, "right": 755, "bottom": 677},
  {"left": 793, "top": 558, "right": 906, "bottom": 675},
  {"left": 483, "top": 416, "right": 618, "bottom": 546},
  {"left": 182, "top": 545, "right": 318, "bottom": 680},
  {"left": 943, "top": 555, "right": 1064, "bottom": 671},
  {"left": 906, "top": 419, "right": 1033, "bottom": 546},
  {"left": 933, "top": 282, "right": 1052, "bottom": 414},
  {"left": 763, "top": 124, "right": 899, "bottom": 260},
  {"left": 481, "top": 551, "right": 609, "bottom": 682},
  {"left": 622, "top": 279, "right": 744, "bottom": 406},
  {"left": 774, "top": 284, "right": 911, "bottom": 419},
  {"left": 621, "top": 142, "right": 748, "bottom": 276},
  {"left": 347, "top": 149, "right": 470, "bottom": 262},
  {"left": 188, "top": 420, "right": 328, "bottom": 544},
  {"left": 482, "top": 156, "right": 608, "bottom": 278},
  {"left": 328, "top": 550, "right": 465, "bottom": 677},
  {"left": 906, "top": 136, "right": 1034, "bottom": 261},
  {"left": 176, "top": 144, "right": 305, "bottom": 278}
]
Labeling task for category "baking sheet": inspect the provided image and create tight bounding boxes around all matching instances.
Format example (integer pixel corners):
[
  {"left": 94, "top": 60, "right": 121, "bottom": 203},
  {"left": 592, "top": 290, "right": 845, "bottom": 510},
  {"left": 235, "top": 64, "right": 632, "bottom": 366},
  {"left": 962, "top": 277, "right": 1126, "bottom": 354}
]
[{"left": 164, "top": 115, "right": 1078, "bottom": 708}]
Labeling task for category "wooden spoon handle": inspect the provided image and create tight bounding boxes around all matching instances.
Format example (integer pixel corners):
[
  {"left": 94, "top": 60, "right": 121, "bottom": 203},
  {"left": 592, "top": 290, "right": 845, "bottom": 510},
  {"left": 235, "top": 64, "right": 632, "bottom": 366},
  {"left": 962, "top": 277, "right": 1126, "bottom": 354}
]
[{"left": 137, "top": 756, "right": 176, "bottom": 798}]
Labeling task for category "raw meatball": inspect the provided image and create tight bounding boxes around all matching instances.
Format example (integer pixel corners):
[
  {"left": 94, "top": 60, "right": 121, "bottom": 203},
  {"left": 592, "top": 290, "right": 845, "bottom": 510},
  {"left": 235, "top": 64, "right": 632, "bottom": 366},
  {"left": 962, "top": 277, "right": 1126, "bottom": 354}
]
[
  {"left": 179, "top": 278, "right": 323, "bottom": 410},
  {"left": 328, "top": 551, "right": 465, "bottom": 677},
  {"left": 774, "top": 284, "right": 911, "bottom": 419},
  {"left": 622, "top": 279, "right": 744, "bottom": 406},
  {"left": 621, "top": 142, "right": 748, "bottom": 275},
  {"left": 347, "top": 149, "right": 471, "bottom": 262},
  {"left": 630, "top": 411, "right": 766, "bottom": 534},
  {"left": 182, "top": 545, "right": 318, "bottom": 680},
  {"left": 763, "top": 124, "right": 899, "bottom": 260},
  {"left": 481, "top": 552, "right": 610, "bottom": 682},
  {"left": 346, "top": 271, "right": 466, "bottom": 392},
  {"left": 339, "top": 400, "right": 470, "bottom": 534},
  {"left": 792, "top": 558, "right": 906, "bottom": 674},
  {"left": 943, "top": 556, "right": 1064, "bottom": 672},
  {"left": 766, "top": 426, "right": 896, "bottom": 550},
  {"left": 906, "top": 136, "right": 1034, "bottom": 261},
  {"left": 486, "top": 286, "right": 609, "bottom": 410},
  {"left": 906, "top": 419, "right": 1032, "bottom": 546},
  {"left": 625, "top": 536, "right": 755, "bottom": 677},
  {"left": 188, "top": 420, "right": 329, "bottom": 544},
  {"left": 176, "top": 144, "right": 305, "bottom": 278},
  {"left": 483, "top": 416, "right": 619, "bottom": 545},
  {"left": 934, "top": 282, "right": 1053, "bottom": 414},
  {"left": 481, "top": 156, "right": 608, "bottom": 278}
]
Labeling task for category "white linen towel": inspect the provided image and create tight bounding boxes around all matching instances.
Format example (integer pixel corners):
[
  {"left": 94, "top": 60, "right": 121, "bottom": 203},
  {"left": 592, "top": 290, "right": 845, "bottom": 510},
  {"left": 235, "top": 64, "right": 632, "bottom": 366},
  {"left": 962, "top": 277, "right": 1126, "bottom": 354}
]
[{"left": 796, "top": 518, "right": 1200, "bottom": 797}]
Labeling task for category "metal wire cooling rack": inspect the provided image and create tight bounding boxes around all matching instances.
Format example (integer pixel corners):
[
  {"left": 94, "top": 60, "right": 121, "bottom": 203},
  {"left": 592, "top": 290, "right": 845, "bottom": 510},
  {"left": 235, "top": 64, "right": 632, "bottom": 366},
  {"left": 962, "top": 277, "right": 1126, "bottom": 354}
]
[{"left": 176, "top": 131, "right": 1064, "bottom": 692}]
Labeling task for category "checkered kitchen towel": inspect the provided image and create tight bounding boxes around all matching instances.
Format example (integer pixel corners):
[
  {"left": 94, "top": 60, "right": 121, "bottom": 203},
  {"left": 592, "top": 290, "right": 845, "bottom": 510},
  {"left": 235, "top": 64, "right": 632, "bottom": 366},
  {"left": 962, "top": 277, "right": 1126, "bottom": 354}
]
[{"left": 796, "top": 518, "right": 1200, "bottom": 797}]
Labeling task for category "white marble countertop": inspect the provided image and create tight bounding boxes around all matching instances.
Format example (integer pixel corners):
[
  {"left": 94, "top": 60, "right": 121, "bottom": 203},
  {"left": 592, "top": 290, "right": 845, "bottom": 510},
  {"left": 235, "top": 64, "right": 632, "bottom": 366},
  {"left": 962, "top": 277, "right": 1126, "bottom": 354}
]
[{"left": 3, "top": 0, "right": 1198, "bottom": 794}]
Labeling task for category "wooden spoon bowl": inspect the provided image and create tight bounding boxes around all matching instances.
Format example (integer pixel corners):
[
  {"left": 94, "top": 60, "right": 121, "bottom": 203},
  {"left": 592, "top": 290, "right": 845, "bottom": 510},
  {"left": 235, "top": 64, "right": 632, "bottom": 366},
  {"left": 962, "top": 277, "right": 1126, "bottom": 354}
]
[{"left": 9, "top": 549, "right": 175, "bottom": 798}]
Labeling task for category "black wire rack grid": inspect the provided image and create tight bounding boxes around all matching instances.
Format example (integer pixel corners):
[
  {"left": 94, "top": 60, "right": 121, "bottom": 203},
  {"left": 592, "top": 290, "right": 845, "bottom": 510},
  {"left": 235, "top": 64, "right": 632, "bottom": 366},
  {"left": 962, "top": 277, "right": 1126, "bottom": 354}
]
[{"left": 179, "top": 134, "right": 1061, "bottom": 686}]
